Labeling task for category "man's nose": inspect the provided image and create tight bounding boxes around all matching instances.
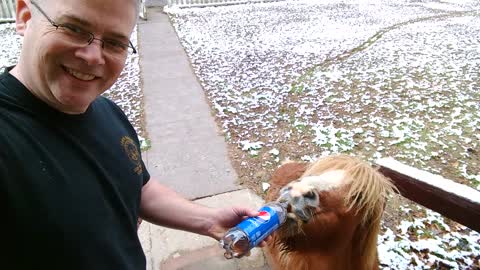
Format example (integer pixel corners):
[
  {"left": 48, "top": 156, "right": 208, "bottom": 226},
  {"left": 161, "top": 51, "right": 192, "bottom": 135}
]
[{"left": 74, "top": 40, "right": 106, "bottom": 66}]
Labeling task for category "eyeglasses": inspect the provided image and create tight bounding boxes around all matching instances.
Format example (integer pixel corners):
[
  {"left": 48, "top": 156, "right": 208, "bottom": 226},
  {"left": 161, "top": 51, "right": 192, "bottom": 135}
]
[{"left": 30, "top": 0, "right": 137, "bottom": 56}]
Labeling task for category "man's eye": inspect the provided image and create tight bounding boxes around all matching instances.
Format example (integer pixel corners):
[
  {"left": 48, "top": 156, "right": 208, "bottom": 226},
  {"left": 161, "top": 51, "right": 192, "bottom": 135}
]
[
  {"left": 105, "top": 40, "right": 127, "bottom": 49},
  {"left": 62, "top": 24, "right": 84, "bottom": 34}
]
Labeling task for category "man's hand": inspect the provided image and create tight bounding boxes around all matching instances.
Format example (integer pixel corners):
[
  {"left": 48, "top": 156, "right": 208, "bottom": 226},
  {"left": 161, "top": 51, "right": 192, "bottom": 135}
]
[
  {"left": 207, "top": 206, "right": 271, "bottom": 248},
  {"left": 140, "top": 180, "right": 271, "bottom": 248}
]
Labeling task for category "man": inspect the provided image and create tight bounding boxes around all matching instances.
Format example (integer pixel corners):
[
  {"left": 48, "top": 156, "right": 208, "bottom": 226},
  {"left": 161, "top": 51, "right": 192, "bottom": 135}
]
[{"left": 0, "top": 0, "right": 262, "bottom": 269}]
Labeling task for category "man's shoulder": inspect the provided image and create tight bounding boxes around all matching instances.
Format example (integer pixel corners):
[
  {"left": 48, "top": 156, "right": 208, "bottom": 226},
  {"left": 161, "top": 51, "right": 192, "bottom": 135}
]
[
  {"left": 0, "top": 71, "right": 19, "bottom": 134},
  {"left": 0, "top": 112, "right": 19, "bottom": 162},
  {"left": 0, "top": 66, "right": 14, "bottom": 89},
  {"left": 0, "top": 70, "right": 12, "bottom": 98},
  {"left": 0, "top": 68, "right": 25, "bottom": 111},
  {"left": 94, "top": 96, "right": 130, "bottom": 121},
  {"left": 95, "top": 96, "right": 122, "bottom": 112}
]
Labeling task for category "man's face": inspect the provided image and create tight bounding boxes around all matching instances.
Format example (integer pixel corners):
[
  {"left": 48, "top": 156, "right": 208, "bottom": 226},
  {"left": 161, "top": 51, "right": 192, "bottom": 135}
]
[{"left": 18, "top": 0, "right": 137, "bottom": 113}]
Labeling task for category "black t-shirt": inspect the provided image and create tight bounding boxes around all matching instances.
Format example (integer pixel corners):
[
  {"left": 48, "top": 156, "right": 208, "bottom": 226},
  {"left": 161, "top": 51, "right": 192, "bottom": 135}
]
[{"left": 0, "top": 68, "right": 150, "bottom": 270}]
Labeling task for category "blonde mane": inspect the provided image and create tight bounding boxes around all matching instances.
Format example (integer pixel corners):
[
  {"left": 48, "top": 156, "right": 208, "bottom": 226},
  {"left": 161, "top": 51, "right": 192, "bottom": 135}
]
[{"left": 299, "top": 154, "right": 397, "bottom": 270}]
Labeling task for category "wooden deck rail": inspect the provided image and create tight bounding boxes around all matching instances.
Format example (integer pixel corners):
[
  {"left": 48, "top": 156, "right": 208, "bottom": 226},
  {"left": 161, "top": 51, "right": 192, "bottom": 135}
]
[{"left": 376, "top": 157, "right": 480, "bottom": 232}]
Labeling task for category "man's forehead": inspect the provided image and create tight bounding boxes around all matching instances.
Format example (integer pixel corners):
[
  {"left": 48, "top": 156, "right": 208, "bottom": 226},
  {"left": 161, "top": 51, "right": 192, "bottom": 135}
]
[
  {"left": 42, "top": 0, "right": 137, "bottom": 15},
  {"left": 44, "top": 0, "right": 137, "bottom": 33}
]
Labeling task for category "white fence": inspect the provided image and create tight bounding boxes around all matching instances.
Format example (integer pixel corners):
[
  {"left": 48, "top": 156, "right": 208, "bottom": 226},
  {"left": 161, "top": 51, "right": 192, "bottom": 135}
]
[
  {"left": 167, "top": 0, "right": 284, "bottom": 8},
  {"left": 0, "top": 0, "right": 16, "bottom": 23},
  {"left": 1, "top": 0, "right": 147, "bottom": 22},
  {"left": 139, "top": 0, "right": 147, "bottom": 20}
]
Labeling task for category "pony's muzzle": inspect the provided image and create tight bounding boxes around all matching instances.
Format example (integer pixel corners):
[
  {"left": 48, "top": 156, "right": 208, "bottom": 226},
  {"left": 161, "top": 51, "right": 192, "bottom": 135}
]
[{"left": 277, "top": 183, "right": 320, "bottom": 223}]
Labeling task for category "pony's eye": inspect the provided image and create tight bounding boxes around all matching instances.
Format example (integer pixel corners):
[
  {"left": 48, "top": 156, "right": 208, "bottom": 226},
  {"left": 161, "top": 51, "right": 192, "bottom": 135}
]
[{"left": 304, "top": 190, "right": 317, "bottom": 199}]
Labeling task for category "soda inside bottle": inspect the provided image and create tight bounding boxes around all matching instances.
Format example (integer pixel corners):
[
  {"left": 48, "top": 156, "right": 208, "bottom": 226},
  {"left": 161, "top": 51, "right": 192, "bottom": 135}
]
[{"left": 219, "top": 229, "right": 250, "bottom": 259}]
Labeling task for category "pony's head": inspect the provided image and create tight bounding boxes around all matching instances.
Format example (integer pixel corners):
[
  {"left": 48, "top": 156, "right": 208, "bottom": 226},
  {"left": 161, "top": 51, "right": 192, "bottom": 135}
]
[{"left": 266, "top": 155, "right": 396, "bottom": 270}]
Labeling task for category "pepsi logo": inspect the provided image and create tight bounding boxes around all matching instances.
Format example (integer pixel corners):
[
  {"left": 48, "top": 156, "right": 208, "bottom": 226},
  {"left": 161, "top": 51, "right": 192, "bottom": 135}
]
[{"left": 256, "top": 211, "right": 271, "bottom": 223}]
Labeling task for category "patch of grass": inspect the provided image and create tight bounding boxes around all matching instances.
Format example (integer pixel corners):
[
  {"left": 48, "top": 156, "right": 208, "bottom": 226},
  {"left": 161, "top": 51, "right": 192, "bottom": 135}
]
[
  {"left": 140, "top": 138, "right": 151, "bottom": 152},
  {"left": 290, "top": 83, "right": 305, "bottom": 94}
]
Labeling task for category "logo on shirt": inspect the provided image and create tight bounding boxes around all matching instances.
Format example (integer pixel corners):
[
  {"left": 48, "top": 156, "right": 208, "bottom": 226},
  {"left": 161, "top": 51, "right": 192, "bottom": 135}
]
[{"left": 121, "top": 136, "right": 142, "bottom": 175}]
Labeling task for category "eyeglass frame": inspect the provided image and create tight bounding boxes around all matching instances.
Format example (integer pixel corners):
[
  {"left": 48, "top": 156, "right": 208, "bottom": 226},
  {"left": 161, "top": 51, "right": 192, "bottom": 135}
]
[{"left": 30, "top": 0, "right": 137, "bottom": 55}]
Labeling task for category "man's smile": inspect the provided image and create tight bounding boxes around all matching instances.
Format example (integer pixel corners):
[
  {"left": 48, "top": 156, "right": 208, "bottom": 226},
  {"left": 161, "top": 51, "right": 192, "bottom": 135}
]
[{"left": 64, "top": 66, "right": 97, "bottom": 81}]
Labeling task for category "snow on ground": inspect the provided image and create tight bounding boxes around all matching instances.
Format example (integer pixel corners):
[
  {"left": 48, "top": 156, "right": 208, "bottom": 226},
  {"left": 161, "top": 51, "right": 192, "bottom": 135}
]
[
  {"left": 0, "top": 24, "right": 147, "bottom": 147},
  {"left": 0, "top": 23, "right": 21, "bottom": 68},
  {"left": 167, "top": 0, "right": 480, "bottom": 268},
  {"left": 103, "top": 27, "right": 148, "bottom": 145},
  {"left": 305, "top": 15, "right": 480, "bottom": 182},
  {"left": 2, "top": 0, "right": 479, "bottom": 268}
]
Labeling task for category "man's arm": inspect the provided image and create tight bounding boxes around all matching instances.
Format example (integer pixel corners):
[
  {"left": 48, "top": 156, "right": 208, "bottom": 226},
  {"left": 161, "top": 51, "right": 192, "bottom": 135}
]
[{"left": 139, "top": 178, "right": 259, "bottom": 240}]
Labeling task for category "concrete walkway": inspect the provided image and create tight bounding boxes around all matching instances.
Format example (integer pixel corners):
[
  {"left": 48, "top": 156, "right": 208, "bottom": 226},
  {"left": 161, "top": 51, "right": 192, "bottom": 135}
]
[{"left": 137, "top": 6, "right": 270, "bottom": 270}]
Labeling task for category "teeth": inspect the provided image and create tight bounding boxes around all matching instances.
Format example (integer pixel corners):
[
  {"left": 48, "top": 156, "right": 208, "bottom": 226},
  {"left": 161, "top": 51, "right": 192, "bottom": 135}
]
[{"left": 66, "top": 67, "right": 96, "bottom": 81}]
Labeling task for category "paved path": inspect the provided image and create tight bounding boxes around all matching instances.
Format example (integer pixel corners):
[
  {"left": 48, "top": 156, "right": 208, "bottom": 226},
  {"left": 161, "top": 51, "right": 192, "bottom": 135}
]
[
  {"left": 138, "top": 7, "right": 238, "bottom": 200},
  {"left": 137, "top": 6, "right": 270, "bottom": 270}
]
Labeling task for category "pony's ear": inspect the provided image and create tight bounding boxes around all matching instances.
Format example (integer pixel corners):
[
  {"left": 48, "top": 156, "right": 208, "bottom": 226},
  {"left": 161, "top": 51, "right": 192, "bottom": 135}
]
[{"left": 16, "top": 0, "right": 33, "bottom": 36}]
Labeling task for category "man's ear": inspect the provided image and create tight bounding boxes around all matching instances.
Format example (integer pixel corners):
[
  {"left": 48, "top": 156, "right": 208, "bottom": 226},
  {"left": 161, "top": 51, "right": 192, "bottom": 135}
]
[{"left": 16, "top": 0, "right": 32, "bottom": 36}]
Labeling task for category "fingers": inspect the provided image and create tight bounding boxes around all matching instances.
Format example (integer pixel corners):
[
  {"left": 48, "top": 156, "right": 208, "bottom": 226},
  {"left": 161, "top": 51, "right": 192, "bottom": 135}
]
[
  {"left": 257, "top": 235, "right": 272, "bottom": 247},
  {"left": 264, "top": 235, "right": 273, "bottom": 243},
  {"left": 232, "top": 206, "right": 259, "bottom": 218}
]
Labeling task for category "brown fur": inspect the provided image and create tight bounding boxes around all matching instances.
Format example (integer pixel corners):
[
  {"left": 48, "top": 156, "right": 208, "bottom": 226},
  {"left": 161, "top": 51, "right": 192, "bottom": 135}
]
[{"left": 264, "top": 155, "right": 396, "bottom": 270}]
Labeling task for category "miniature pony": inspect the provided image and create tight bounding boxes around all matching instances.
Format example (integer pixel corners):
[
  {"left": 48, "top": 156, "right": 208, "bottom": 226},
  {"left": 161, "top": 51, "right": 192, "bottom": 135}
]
[{"left": 264, "top": 155, "right": 396, "bottom": 270}]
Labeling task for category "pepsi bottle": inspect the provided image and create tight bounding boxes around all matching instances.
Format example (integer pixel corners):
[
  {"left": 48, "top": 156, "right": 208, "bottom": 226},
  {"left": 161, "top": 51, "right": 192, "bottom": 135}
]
[{"left": 220, "top": 202, "right": 287, "bottom": 259}]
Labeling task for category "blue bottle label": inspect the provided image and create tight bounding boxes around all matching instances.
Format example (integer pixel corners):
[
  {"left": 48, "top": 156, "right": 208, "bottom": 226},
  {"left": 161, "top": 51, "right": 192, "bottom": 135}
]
[{"left": 236, "top": 206, "right": 281, "bottom": 248}]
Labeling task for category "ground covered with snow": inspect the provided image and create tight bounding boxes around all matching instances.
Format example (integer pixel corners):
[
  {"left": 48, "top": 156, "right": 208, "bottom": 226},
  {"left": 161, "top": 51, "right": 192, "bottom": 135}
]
[
  {"left": 2, "top": 0, "right": 479, "bottom": 268},
  {"left": 166, "top": 0, "right": 479, "bottom": 268}
]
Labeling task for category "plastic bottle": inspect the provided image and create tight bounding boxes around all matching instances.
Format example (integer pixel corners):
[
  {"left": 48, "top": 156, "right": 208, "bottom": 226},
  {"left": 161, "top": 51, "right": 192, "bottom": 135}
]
[{"left": 219, "top": 202, "right": 287, "bottom": 259}]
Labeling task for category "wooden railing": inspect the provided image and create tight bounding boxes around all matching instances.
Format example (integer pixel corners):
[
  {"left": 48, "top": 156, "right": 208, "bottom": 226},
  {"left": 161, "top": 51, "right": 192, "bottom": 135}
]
[
  {"left": 166, "top": 0, "right": 285, "bottom": 8},
  {"left": 376, "top": 157, "right": 480, "bottom": 232},
  {"left": 0, "top": 0, "right": 16, "bottom": 23}
]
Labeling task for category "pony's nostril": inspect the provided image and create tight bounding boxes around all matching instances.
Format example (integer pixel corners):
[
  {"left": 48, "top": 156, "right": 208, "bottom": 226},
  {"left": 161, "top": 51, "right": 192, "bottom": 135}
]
[
  {"left": 291, "top": 196, "right": 301, "bottom": 204},
  {"left": 277, "top": 188, "right": 292, "bottom": 204},
  {"left": 280, "top": 186, "right": 292, "bottom": 193}
]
